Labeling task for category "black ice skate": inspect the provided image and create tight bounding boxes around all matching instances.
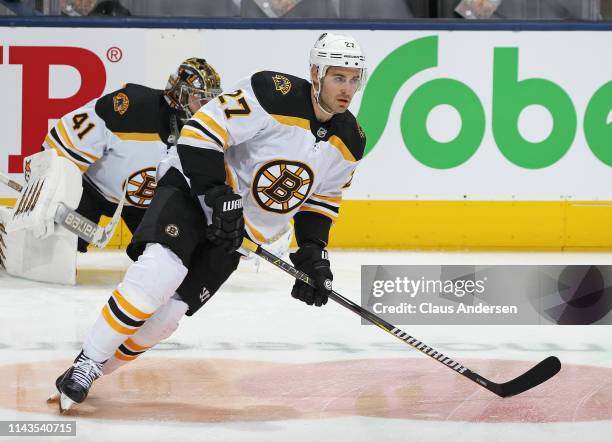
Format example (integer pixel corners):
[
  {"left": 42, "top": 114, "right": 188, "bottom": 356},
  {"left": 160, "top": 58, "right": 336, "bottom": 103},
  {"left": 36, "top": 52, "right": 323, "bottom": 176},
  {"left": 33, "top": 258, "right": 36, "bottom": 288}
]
[{"left": 48, "top": 351, "right": 104, "bottom": 413}]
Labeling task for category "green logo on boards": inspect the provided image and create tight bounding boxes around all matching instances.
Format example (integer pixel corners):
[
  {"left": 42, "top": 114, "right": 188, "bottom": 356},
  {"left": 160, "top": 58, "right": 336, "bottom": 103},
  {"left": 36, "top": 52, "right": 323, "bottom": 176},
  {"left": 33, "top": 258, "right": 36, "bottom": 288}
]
[{"left": 357, "top": 36, "right": 612, "bottom": 169}]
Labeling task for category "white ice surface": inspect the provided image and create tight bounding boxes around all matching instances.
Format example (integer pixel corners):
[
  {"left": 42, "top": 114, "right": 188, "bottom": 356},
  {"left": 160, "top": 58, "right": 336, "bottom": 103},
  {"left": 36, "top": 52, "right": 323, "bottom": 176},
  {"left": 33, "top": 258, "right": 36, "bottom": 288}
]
[{"left": 0, "top": 249, "right": 611, "bottom": 442}]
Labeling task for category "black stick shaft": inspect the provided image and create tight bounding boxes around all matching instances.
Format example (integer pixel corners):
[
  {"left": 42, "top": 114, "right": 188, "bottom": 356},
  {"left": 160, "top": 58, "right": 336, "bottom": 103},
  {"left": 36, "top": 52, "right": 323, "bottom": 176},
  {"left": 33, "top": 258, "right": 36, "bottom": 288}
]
[{"left": 242, "top": 239, "right": 499, "bottom": 394}]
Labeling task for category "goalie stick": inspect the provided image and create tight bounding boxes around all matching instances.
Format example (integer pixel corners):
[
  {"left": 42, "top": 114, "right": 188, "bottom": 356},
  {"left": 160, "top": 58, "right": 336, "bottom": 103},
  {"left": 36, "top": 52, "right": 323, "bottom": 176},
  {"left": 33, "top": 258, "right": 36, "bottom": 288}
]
[
  {"left": 0, "top": 171, "right": 124, "bottom": 249},
  {"left": 241, "top": 238, "right": 562, "bottom": 398}
]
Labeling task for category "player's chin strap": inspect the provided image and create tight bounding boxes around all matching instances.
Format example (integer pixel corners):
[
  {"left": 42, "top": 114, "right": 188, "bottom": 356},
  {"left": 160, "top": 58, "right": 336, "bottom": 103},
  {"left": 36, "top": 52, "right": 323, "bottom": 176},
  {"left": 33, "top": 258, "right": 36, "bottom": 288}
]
[
  {"left": 0, "top": 171, "right": 125, "bottom": 249},
  {"left": 312, "top": 81, "right": 335, "bottom": 119}
]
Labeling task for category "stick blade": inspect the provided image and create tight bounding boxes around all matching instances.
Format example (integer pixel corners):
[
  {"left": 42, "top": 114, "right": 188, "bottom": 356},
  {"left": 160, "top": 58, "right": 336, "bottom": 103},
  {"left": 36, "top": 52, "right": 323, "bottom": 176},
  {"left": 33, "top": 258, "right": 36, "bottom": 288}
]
[{"left": 497, "top": 356, "right": 561, "bottom": 398}]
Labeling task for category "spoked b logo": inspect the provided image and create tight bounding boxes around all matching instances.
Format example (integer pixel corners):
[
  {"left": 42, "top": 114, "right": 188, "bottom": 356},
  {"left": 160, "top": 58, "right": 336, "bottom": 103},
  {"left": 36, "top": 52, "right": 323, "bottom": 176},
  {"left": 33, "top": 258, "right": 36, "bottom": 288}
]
[{"left": 252, "top": 159, "right": 314, "bottom": 213}]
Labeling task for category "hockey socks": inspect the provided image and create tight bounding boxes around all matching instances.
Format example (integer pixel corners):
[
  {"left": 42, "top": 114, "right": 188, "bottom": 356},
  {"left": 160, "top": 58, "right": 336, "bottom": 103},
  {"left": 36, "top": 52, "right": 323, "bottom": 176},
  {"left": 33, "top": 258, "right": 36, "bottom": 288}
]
[
  {"left": 83, "top": 243, "right": 188, "bottom": 363},
  {"left": 83, "top": 289, "right": 154, "bottom": 363}
]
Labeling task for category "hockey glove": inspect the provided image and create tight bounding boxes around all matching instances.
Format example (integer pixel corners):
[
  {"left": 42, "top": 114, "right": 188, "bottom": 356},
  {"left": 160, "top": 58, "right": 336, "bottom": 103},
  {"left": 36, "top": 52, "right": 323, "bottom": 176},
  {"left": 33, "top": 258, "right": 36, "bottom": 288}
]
[
  {"left": 289, "top": 242, "right": 332, "bottom": 307},
  {"left": 204, "top": 185, "right": 245, "bottom": 254}
]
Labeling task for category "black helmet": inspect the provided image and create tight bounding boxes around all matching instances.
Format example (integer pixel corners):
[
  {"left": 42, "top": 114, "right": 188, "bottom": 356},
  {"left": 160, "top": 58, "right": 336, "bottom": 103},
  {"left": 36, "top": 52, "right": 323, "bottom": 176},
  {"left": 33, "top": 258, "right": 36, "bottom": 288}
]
[{"left": 164, "top": 58, "right": 222, "bottom": 121}]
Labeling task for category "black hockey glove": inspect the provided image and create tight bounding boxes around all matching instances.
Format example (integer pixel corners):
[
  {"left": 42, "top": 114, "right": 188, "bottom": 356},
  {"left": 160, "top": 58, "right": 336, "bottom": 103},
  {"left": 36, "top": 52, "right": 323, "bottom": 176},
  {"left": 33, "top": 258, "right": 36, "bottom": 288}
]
[
  {"left": 289, "top": 242, "right": 332, "bottom": 307},
  {"left": 204, "top": 185, "right": 245, "bottom": 254}
]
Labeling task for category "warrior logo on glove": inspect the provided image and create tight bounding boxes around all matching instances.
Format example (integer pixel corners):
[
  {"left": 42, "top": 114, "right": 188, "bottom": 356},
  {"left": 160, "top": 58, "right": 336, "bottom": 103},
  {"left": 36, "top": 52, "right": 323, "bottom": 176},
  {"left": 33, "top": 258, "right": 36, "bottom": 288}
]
[
  {"left": 223, "top": 199, "right": 243, "bottom": 212},
  {"left": 204, "top": 185, "right": 245, "bottom": 254}
]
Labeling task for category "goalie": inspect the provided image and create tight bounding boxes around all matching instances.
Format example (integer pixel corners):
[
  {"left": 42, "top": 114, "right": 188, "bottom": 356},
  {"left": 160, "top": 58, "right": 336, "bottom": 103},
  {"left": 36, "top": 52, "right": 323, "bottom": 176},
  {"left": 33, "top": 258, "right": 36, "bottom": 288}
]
[
  {"left": 0, "top": 58, "right": 222, "bottom": 284},
  {"left": 42, "top": 58, "right": 222, "bottom": 253}
]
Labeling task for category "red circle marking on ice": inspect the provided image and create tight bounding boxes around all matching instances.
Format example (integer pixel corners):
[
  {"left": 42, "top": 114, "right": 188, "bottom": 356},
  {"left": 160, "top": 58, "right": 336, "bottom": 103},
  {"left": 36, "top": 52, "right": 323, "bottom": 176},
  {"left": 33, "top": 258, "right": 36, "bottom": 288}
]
[{"left": 1, "top": 358, "right": 610, "bottom": 422}]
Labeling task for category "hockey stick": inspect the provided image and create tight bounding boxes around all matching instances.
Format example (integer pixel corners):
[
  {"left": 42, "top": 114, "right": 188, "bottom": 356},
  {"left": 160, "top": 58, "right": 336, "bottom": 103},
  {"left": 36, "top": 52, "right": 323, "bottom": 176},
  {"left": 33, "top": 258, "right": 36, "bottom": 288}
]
[
  {"left": 241, "top": 238, "right": 561, "bottom": 398},
  {"left": 0, "top": 171, "right": 123, "bottom": 249},
  {"left": 0, "top": 173, "right": 22, "bottom": 193}
]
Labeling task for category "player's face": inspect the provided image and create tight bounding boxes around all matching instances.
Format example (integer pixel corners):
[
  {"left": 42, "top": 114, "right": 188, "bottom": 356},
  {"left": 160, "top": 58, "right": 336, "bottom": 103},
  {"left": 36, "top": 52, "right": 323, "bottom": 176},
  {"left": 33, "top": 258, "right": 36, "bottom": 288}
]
[
  {"left": 319, "top": 66, "right": 361, "bottom": 113},
  {"left": 187, "top": 94, "right": 211, "bottom": 114}
]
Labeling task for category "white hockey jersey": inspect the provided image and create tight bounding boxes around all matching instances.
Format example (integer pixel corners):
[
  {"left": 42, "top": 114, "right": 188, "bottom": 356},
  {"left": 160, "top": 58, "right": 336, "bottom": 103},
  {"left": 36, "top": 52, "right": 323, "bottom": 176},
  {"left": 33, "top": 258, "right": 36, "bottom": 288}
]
[
  {"left": 170, "top": 71, "right": 366, "bottom": 244},
  {"left": 42, "top": 84, "right": 176, "bottom": 208}
]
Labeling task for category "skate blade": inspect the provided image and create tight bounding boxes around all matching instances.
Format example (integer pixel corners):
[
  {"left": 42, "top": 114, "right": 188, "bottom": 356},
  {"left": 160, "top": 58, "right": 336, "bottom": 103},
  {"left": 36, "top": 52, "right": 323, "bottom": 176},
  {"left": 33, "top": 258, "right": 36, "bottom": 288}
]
[
  {"left": 59, "top": 394, "right": 77, "bottom": 413},
  {"left": 47, "top": 390, "right": 60, "bottom": 402}
]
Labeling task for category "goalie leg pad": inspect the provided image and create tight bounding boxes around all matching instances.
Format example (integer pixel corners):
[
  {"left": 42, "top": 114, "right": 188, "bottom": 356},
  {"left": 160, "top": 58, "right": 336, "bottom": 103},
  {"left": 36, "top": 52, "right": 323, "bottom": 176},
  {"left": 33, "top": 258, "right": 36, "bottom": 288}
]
[{"left": 1, "top": 206, "right": 77, "bottom": 285}]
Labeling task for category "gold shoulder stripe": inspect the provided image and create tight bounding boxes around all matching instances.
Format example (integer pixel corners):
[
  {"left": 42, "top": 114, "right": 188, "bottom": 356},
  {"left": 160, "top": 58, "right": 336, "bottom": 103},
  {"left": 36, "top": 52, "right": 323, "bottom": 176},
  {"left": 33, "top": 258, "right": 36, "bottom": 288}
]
[
  {"left": 194, "top": 111, "right": 229, "bottom": 147},
  {"left": 328, "top": 135, "right": 356, "bottom": 162},
  {"left": 180, "top": 127, "right": 217, "bottom": 145},
  {"left": 271, "top": 114, "right": 311, "bottom": 131},
  {"left": 57, "top": 119, "right": 77, "bottom": 150},
  {"left": 44, "top": 134, "right": 60, "bottom": 152},
  {"left": 57, "top": 119, "right": 99, "bottom": 162},
  {"left": 114, "top": 132, "right": 161, "bottom": 142}
]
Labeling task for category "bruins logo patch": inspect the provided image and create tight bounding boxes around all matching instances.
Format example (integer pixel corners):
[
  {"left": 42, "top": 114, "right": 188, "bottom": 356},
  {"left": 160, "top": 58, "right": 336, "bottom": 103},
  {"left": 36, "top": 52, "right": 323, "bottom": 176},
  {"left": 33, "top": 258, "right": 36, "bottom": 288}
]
[
  {"left": 125, "top": 167, "right": 156, "bottom": 208},
  {"left": 165, "top": 224, "right": 179, "bottom": 238},
  {"left": 272, "top": 74, "right": 291, "bottom": 95},
  {"left": 253, "top": 160, "right": 313, "bottom": 214},
  {"left": 113, "top": 92, "right": 130, "bottom": 115}
]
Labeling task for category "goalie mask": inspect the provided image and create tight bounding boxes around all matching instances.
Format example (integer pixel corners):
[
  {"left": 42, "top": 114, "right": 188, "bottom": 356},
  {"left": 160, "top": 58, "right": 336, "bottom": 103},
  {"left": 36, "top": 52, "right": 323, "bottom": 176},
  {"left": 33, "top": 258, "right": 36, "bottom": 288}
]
[{"left": 164, "top": 58, "right": 222, "bottom": 121}]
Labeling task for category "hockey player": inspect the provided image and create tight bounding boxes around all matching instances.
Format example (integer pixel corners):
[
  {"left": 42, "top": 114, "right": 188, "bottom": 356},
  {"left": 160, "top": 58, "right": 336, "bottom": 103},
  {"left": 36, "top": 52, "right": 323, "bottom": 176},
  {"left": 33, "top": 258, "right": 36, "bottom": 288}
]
[
  {"left": 42, "top": 58, "right": 222, "bottom": 252},
  {"left": 50, "top": 32, "right": 367, "bottom": 412}
]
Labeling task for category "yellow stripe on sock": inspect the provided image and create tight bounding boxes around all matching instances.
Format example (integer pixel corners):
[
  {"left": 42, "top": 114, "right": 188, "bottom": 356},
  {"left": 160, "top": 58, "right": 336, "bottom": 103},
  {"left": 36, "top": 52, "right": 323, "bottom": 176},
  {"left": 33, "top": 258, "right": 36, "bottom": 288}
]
[
  {"left": 114, "top": 350, "right": 138, "bottom": 361},
  {"left": 124, "top": 338, "right": 149, "bottom": 352},
  {"left": 102, "top": 305, "right": 137, "bottom": 335},
  {"left": 112, "top": 289, "right": 152, "bottom": 320}
]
